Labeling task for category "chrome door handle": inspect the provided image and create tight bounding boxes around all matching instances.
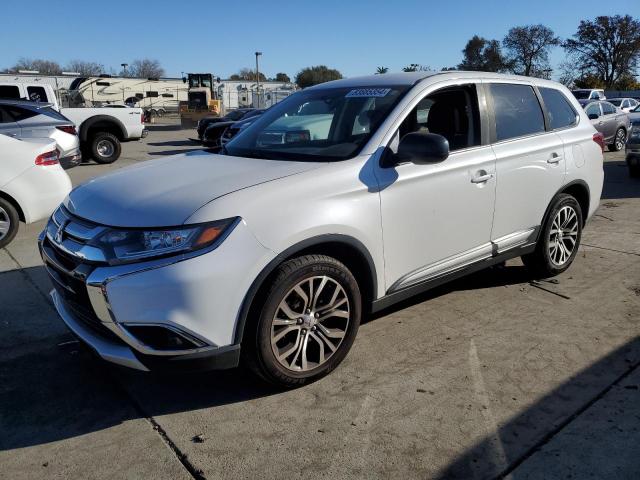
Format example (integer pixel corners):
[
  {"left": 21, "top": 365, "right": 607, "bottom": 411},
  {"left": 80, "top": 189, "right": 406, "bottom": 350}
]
[
  {"left": 471, "top": 173, "right": 494, "bottom": 184},
  {"left": 547, "top": 153, "right": 563, "bottom": 164}
]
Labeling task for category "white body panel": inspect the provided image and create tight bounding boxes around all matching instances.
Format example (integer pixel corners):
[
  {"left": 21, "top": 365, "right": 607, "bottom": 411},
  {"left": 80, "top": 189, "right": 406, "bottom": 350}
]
[
  {"left": 41, "top": 72, "right": 604, "bottom": 369},
  {"left": 61, "top": 107, "right": 145, "bottom": 140},
  {"left": 0, "top": 135, "right": 72, "bottom": 223}
]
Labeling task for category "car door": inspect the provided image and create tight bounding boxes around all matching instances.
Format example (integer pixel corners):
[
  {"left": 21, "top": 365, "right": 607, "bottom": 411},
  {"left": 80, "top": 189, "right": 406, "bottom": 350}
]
[
  {"left": 0, "top": 106, "right": 22, "bottom": 138},
  {"left": 600, "top": 102, "right": 618, "bottom": 142},
  {"left": 376, "top": 82, "right": 497, "bottom": 291},
  {"left": 488, "top": 82, "right": 565, "bottom": 244}
]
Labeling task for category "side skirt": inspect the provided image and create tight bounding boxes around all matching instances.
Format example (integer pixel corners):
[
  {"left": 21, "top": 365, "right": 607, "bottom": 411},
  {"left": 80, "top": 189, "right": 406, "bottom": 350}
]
[{"left": 370, "top": 242, "right": 536, "bottom": 313}]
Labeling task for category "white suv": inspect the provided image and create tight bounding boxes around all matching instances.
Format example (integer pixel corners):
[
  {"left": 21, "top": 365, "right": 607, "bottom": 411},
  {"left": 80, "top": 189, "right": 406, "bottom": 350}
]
[{"left": 40, "top": 72, "right": 604, "bottom": 386}]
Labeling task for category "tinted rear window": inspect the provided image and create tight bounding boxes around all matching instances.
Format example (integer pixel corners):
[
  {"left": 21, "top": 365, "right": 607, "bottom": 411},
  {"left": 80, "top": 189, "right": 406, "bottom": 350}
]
[
  {"left": 490, "top": 84, "right": 545, "bottom": 141},
  {"left": 5, "top": 105, "right": 38, "bottom": 121},
  {"left": 0, "top": 85, "right": 21, "bottom": 99},
  {"left": 539, "top": 87, "right": 578, "bottom": 130}
]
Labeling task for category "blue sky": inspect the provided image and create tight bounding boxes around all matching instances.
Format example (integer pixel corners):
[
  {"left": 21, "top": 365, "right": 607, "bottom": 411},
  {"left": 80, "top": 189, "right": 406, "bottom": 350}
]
[{"left": 0, "top": 0, "right": 638, "bottom": 79}]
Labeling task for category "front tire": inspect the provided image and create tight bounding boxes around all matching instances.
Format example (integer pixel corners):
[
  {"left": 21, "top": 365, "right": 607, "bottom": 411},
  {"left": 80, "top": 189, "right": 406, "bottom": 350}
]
[
  {"left": 90, "top": 132, "right": 121, "bottom": 164},
  {"left": 522, "top": 194, "right": 583, "bottom": 277},
  {"left": 0, "top": 198, "right": 19, "bottom": 248},
  {"left": 609, "top": 128, "right": 626, "bottom": 152},
  {"left": 244, "top": 255, "right": 361, "bottom": 387}
]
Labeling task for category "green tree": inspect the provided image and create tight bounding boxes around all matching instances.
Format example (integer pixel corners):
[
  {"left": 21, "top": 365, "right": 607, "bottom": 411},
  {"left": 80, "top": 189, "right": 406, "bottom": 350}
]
[
  {"left": 564, "top": 15, "right": 640, "bottom": 88},
  {"left": 230, "top": 68, "right": 267, "bottom": 82},
  {"left": 458, "top": 35, "right": 508, "bottom": 72},
  {"left": 275, "top": 72, "right": 291, "bottom": 82},
  {"left": 295, "top": 65, "right": 342, "bottom": 88},
  {"left": 503, "top": 25, "right": 560, "bottom": 77},
  {"left": 376, "top": 66, "right": 389, "bottom": 74}
]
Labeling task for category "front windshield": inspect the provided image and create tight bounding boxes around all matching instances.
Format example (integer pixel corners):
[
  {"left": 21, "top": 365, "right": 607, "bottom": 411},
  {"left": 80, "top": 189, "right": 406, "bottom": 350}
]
[
  {"left": 572, "top": 91, "right": 590, "bottom": 99},
  {"left": 224, "top": 85, "right": 409, "bottom": 161},
  {"left": 608, "top": 99, "right": 622, "bottom": 106}
]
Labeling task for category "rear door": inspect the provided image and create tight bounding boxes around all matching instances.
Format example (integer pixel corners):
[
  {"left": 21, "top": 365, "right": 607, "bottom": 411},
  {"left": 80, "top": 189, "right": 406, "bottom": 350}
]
[
  {"left": 0, "top": 106, "right": 22, "bottom": 138},
  {"left": 487, "top": 82, "right": 565, "bottom": 245},
  {"left": 599, "top": 102, "right": 618, "bottom": 141}
]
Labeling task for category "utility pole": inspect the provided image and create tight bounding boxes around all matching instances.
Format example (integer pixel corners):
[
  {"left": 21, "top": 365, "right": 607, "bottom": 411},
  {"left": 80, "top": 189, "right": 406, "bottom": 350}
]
[
  {"left": 121, "top": 63, "right": 128, "bottom": 77},
  {"left": 255, "top": 51, "right": 262, "bottom": 107}
]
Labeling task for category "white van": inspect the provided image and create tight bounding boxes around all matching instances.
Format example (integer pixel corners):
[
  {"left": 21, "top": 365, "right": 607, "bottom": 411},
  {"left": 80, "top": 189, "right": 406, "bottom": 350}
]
[{"left": 0, "top": 82, "right": 59, "bottom": 110}]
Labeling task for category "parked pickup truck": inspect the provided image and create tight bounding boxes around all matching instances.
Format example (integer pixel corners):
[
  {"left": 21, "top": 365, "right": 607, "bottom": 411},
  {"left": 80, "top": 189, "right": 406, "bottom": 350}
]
[
  {"left": 61, "top": 107, "right": 147, "bottom": 164},
  {"left": 0, "top": 82, "right": 147, "bottom": 164}
]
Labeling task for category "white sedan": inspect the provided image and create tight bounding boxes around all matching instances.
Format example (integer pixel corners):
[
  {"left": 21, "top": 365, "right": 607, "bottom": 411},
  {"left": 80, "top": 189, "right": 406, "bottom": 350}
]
[{"left": 0, "top": 135, "right": 72, "bottom": 247}]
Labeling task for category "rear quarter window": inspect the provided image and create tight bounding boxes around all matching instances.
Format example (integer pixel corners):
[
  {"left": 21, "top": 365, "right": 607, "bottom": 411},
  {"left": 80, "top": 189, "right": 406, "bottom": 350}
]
[
  {"left": 27, "top": 86, "right": 49, "bottom": 102},
  {"left": 0, "top": 85, "right": 21, "bottom": 99},
  {"left": 539, "top": 87, "right": 578, "bottom": 130},
  {"left": 489, "top": 83, "right": 545, "bottom": 141}
]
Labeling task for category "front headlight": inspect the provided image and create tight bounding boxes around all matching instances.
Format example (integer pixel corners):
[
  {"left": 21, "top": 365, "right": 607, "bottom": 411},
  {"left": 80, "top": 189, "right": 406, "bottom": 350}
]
[
  {"left": 630, "top": 124, "right": 640, "bottom": 139},
  {"left": 94, "top": 218, "right": 237, "bottom": 265}
]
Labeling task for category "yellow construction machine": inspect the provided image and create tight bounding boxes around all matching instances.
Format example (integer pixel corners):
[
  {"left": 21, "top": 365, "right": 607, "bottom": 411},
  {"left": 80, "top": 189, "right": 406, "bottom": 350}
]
[{"left": 179, "top": 73, "right": 221, "bottom": 128}]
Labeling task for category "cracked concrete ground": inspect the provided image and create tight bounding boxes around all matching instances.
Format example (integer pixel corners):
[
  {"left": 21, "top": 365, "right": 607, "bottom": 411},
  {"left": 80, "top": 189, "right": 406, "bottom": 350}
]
[{"left": 1, "top": 120, "right": 638, "bottom": 479}]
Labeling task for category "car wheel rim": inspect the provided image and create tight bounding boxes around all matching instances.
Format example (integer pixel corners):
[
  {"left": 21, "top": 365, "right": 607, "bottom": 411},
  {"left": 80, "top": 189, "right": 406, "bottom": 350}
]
[
  {"left": 616, "top": 130, "right": 625, "bottom": 150},
  {"left": 0, "top": 206, "right": 10, "bottom": 241},
  {"left": 96, "top": 140, "right": 114, "bottom": 157},
  {"left": 548, "top": 205, "right": 579, "bottom": 266},
  {"left": 270, "top": 275, "right": 350, "bottom": 372}
]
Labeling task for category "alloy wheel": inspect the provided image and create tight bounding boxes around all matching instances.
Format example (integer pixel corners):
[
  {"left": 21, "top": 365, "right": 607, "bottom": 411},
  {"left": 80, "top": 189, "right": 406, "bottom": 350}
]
[
  {"left": 615, "top": 129, "right": 626, "bottom": 151},
  {"left": 548, "top": 205, "right": 579, "bottom": 266},
  {"left": 0, "top": 206, "right": 10, "bottom": 241},
  {"left": 270, "top": 275, "right": 350, "bottom": 372}
]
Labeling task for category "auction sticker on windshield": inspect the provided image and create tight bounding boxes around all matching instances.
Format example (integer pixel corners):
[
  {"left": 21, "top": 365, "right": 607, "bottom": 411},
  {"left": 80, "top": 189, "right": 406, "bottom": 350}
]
[{"left": 346, "top": 88, "right": 391, "bottom": 98}]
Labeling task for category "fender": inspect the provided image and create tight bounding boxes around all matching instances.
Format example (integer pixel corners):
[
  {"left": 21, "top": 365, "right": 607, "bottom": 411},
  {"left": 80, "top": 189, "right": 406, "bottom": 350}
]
[
  {"left": 78, "top": 115, "right": 127, "bottom": 142},
  {"left": 535, "top": 179, "right": 591, "bottom": 243},
  {"left": 232, "top": 234, "right": 378, "bottom": 345}
]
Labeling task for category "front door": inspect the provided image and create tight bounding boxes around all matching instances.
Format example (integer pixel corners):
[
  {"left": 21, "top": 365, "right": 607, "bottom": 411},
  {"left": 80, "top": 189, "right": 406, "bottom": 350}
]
[{"left": 377, "top": 83, "right": 496, "bottom": 292}]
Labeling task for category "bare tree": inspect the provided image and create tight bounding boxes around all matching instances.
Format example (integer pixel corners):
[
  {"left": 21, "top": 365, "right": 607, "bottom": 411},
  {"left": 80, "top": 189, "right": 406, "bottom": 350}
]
[
  {"left": 402, "top": 64, "right": 430, "bottom": 72},
  {"left": 564, "top": 15, "right": 640, "bottom": 88},
  {"left": 11, "top": 58, "right": 62, "bottom": 75},
  {"left": 125, "top": 59, "right": 165, "bottom": 79},
  {"left": 503, "top": 25, "right": 560, "bottom": 77},
  {"left": 65, "top": 60, "right": 104, "bottom": 76}
]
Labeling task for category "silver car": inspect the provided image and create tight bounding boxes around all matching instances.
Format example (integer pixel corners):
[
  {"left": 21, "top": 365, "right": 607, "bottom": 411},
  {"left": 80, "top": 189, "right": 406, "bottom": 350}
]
[
  {"left": 579, "top": 99, "right": 630, "bottom": 152},
  {"left": 0, "top": 100, "right": 81, "bottom": 168}
]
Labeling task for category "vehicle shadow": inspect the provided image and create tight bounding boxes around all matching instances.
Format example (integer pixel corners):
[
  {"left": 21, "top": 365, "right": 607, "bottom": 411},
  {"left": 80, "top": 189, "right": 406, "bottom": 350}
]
[
  {"left": 147, "top": 148, "right": 204, "bottom": 156},
  {"left": 145, "top": 124, "right": 183, "bottom": 132},
  {"left": 146, "top": 140, "right": 199, "bottom": 147}
]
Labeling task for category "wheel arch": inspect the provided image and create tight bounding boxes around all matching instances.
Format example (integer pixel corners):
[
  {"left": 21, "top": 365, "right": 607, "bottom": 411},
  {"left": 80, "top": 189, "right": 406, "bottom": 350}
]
[
  {"left": 233, "top": 234, "right": 378, "bottom": 345},
  {"left": 0, "top": 190, "right": 25, "bottom": 222},
  {"left": 79, "top": 115, "right": 126, "bottom": 142},
  {"left": 539, "top": 180, "right": 590, "bottom": 235}
]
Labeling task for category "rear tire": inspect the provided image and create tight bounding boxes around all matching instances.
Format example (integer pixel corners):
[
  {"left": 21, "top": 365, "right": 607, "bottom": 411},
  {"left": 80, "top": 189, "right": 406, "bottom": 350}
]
[
  {"left": 609, "top": 128, "right": 626, "bottom": 152},
  {"left": 522, "top": 194, "right": 583, "bottom": 278},
  {"left": 0, "top": 198, "right": 20, "bottom": 248},
  {"left": 90, "top": 132, "right": 121, "bottom": 164},
  {"left": 243, "top": 255, "right": 361, "bottom": 387}
]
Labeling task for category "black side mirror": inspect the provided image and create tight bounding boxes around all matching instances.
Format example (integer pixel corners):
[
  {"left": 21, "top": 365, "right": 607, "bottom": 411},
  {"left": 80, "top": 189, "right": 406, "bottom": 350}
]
[
  {"left": 588, "top": 113, "right": 599, "bottom": 120},
  {"left": 396, "top": 132, "right": 449, "bottom": 165}
]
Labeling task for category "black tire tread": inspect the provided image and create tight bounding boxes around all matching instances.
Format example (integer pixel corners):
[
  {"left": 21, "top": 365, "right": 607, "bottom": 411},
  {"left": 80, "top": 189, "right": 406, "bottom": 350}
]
[
  {"left": 0, "top": 198, "right": 20, "bottom": 248},
  {"left": 90, "top": 132, "right": 121, "bottom": 164}
]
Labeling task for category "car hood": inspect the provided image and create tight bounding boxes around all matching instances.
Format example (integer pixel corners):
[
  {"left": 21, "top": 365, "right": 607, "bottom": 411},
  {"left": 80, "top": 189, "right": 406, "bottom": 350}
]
[
  {"left": 65, "top": 150, "right": 322, "bottom": 227},
  {"left": 628, "top": 111, "right": 640, "bottom": 124}
]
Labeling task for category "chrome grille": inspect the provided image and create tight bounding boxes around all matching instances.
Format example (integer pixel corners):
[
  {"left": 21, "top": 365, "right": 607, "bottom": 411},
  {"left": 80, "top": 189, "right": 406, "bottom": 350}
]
[{"left": 45, "top": 206, "right": 107, "bottom": 264}]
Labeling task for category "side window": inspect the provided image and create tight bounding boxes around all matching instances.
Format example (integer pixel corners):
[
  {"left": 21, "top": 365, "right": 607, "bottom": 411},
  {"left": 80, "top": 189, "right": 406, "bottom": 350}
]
[
  {"left": 585, "top": 103, "right": 601, "bottom": 118},
  {"left": 397, "top": 84, "right": 481, "bottom": 151},
  {"left": 0, "top": 107, "right": 15, "bottom": 123},
  {"left": 0, "top": 85, "right": 21, "bottom": 99},
  {"left": 489, "top": 83, "right": 545, "bottom": 141},
  {"left": 622, "top": 100, "right": 629, "bottom": 108},
  {"left": 601, "top": 102, "right": 616, "bottom": 115},
  {"left": 539, "top": 87, "right": 578, "bottom": 130},
  {"left": 27, "top": 86, "right": 48, "bottom": 102}
]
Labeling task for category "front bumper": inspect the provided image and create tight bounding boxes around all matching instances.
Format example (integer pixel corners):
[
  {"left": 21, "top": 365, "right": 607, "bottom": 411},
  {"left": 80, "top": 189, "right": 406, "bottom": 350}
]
[
  {"left": 39, "top": 211, "right": 274, "bottom": 372},
  {"left": 626, "top": 145, "right": 640, "bottom": 166}
]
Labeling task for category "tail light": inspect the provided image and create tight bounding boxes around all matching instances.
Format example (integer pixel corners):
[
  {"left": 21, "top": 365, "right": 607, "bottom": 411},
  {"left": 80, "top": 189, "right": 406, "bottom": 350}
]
[
  {"left": 56, "top": 125, "right": 77, "bottom": 135},
  {"left": 141, "top": 112, "right": 145, "bottom": 124},
  {"left": 35, "top": 149, "right": 59, "bottom": 166},
  {"left": 592, "top": 132, "right": 605, "bottom": 152}
]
